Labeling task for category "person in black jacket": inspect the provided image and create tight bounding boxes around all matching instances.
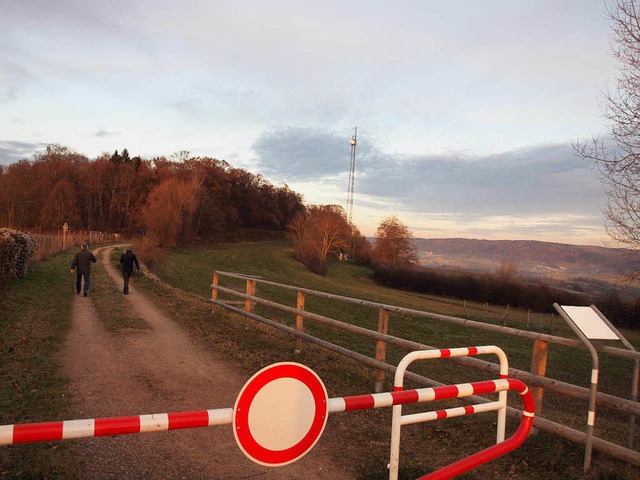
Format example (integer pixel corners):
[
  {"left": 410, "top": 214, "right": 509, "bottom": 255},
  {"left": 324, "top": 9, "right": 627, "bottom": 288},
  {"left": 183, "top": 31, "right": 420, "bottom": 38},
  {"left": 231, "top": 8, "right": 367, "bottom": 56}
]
[
  {"left": 70, "top": 242, "right": 97, "bottom": 297},
  {"left": 120, "top": 247, "right": 140, "bottom": 295}
]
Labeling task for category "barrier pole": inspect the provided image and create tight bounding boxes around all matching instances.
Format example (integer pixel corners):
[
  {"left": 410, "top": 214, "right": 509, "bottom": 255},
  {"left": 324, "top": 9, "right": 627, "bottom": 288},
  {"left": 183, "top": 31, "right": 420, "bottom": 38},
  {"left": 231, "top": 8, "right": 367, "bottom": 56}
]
[
  {"left": 0, "top": 408, "right": 233, "bottom": 446},
  {"left": 418, "top": 379, "right": 534, "bottom": 480}
]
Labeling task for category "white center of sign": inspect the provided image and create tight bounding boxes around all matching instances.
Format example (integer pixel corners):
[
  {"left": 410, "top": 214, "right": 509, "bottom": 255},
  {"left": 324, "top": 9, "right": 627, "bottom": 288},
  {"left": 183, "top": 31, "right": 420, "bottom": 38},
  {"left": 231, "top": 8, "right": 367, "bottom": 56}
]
[{"left": 248, "top": 377, "right": 315, "bottom": 450}]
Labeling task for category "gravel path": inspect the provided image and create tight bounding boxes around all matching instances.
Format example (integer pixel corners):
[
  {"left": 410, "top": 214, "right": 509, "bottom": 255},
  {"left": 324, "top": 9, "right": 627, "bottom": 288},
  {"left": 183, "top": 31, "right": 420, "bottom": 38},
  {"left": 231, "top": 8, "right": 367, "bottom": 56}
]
[{"left": 62, "top": 246, "right": 355, "bottom": 479}]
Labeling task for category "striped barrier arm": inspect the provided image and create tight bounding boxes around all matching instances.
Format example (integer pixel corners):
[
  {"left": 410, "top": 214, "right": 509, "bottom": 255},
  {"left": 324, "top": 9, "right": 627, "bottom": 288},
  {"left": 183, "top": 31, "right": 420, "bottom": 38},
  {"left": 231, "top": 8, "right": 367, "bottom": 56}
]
[
  {"left": 0, "top": 346, "right": 533, "bottom": 480},
  {"left": 0, "top": 408, "right": 233, "bottom": 446},
  {"left": 0, "top": 379, "right": 529, "bottom": 446},
  {"left": 418, "top": 378, "right": 534, "bottom": 480}
]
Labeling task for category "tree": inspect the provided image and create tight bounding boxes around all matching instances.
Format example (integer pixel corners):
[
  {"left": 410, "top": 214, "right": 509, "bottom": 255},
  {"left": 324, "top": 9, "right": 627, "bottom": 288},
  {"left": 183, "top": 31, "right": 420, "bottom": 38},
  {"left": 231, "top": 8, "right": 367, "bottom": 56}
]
[
  {"left": 496, "top": 259, "right": 518, "bottom": 279},
  {"left": 372, "top": 216, "right": 418, "bottom": 266},
  {"left": 39, "top": 179, "right": 81, "bottom": 230},
  {"left": 140, "top": 177, "right": 200, "bottom": 247},
  {"left": 349, "top": 225, "right": 373, "bottom": 264},
  {"left": 575, "top": 1, "right": 640, "bottom": 268},
  {"left": 288, "top": 204, "right": 351, "bottom": 275}
]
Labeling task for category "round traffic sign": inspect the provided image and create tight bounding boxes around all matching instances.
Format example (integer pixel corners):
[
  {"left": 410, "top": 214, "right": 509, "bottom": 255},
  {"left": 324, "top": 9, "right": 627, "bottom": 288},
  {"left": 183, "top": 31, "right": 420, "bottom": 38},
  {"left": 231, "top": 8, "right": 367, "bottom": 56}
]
[{"left": 233, "top": 362, "right": 328, "bottom": 466}]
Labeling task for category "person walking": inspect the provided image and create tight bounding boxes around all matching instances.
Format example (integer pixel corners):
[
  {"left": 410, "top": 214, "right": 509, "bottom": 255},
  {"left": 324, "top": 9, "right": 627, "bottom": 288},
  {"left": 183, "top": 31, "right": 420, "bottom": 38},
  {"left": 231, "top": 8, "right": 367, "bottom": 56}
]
[
  {"left": 119, "top": 247, "right": 140, "bottom": 295},
  {"left": 70, "top": 242, "right": 97, "bottom": 297}
]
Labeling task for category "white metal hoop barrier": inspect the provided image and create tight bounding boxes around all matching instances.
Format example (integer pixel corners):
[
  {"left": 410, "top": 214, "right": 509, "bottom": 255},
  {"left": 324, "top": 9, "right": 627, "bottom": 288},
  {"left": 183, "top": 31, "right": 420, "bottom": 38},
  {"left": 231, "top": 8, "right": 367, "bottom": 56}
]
[{"left": 0, "top": 346, "right": 534, "bottom": 479}]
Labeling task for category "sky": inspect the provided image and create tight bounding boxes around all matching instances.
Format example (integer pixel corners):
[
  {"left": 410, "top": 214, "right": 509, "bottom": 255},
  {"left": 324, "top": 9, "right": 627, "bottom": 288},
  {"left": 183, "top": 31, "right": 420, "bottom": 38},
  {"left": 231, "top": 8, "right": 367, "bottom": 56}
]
[{"left": 0, "top": 0, "right": 622, "bottom": 246}]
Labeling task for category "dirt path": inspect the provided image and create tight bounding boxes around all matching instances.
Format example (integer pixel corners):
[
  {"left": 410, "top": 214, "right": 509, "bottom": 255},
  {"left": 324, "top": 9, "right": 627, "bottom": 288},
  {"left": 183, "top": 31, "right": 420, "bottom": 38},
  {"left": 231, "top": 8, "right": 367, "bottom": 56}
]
[{"left": 62, "top": 246, "right": 355, "bottom": 479}]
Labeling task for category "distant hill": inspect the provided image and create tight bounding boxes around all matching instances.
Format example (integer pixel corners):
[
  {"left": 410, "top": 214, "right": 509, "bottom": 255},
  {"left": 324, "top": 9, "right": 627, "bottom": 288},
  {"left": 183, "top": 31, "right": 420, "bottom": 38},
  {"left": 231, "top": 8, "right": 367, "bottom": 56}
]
[{"left": 413, "top": 238, "right": 638, "bottom": 274}]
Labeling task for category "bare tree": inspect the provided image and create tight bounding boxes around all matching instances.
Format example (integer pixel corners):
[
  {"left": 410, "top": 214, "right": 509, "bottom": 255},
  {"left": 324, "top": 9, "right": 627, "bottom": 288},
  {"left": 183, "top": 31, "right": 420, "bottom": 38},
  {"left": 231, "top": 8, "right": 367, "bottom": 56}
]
[
  {"left": 496, "top": 259, "right": 518, "bottom": 279},
  {"left": 288, "top": 204, "right": 351, "bottom": 275},
  {"left": 575, "top": 0, "right": 640, "bottom": 256},
  {"left": 372, "top": 216, "right": 418, "bottom": 266}
]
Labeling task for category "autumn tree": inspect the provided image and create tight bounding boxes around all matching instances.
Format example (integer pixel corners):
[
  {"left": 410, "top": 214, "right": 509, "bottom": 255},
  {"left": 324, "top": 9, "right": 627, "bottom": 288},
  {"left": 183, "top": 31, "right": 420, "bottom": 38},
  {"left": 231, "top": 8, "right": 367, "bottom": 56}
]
[
  {"left": 39, "top": 179, "right": 81, "bottom": 230},
  {"left": 0, "top": 145, "right": 303, "bottom": 240},
  {"left": 575, "top": 1, "right": 640, "bottom": 274},
  {"left": 372, "top": 216, "right": 419, "bottom": 266},
  {"left": 140, "top": 177, "right": 200, "bottom": 247},
  {"left": 30, "top": 145, "right": 87, "bottom": 230},
  {"left": 348, "top": 225, "right": 373, "bottom": 264},
  {"left": 288, "top": 204, "right": 351, "bottom": 275}
]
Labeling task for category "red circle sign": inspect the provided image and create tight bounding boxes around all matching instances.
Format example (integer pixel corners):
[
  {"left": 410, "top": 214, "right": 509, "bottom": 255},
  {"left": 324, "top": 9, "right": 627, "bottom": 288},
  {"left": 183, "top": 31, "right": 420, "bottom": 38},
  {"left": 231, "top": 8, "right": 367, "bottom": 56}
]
[{"left": 233, "top": 362, "right": 328, "bottom": 466}]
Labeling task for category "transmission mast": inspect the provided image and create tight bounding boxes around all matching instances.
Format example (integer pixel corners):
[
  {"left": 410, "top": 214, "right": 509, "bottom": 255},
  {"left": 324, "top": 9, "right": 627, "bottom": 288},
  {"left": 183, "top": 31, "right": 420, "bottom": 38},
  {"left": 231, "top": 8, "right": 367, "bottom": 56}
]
[{"left": 346, "top": 127, "right": 358, "bottom": 225}]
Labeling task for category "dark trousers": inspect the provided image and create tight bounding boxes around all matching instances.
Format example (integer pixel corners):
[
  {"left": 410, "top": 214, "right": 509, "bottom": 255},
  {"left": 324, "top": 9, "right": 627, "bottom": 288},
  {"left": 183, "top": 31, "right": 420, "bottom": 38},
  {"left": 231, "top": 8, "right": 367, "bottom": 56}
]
[
  {"left": 123, "top": 269, "right": 132, "bottom": 293},
  {"left": 76, "top": 271, "right": 90, "bottom": 293}
]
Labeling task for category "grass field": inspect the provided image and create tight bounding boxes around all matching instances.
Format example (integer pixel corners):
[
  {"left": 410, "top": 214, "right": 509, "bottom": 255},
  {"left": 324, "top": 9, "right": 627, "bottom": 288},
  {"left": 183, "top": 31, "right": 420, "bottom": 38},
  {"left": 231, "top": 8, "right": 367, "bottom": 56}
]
[
  {"left": 0, "top": 251, "right": 80, "bottom": 479},
  {"left": 1, "top": 241, "right": 639, "bottom": 479},
  {"left": 149, "top": 240, "right": 640, "bottom": 479}
]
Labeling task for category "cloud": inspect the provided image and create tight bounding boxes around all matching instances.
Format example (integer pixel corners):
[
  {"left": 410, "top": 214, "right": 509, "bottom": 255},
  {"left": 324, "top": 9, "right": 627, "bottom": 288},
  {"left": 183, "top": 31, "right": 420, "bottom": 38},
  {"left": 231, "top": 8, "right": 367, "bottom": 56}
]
[
  {"left": 252, "top": 127, "right": 605, "bottom": 221},
  {"left": 94, "top": 130, "right": 119, "bottom": 138},
  {"left": 0, "top": 64, "right": 33, "bottom": 103},
  {"left": 253, "top": 127, "right": 357, "bottom": 179},
  {"left": 356, "top": 143, "right": 604, "bottom": 217},
  {"left": 0, "top": 141, "right": 48, "bottom": 165}
]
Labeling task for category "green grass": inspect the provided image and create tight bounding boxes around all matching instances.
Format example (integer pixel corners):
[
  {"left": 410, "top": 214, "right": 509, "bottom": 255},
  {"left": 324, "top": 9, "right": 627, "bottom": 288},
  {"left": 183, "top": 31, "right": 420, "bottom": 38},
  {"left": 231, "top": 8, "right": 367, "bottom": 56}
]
[
  {"left": 146, "top": 240, "right": 640, "bottom": 480},
  {"left": 3, "top": 240, "right": 639, "bottom": 479},
  {"left": 0, "top": 250, "right": 80, "bottom": 479},
  {"left": 154, "top": 241, "right": 640, "bottom": 391}
]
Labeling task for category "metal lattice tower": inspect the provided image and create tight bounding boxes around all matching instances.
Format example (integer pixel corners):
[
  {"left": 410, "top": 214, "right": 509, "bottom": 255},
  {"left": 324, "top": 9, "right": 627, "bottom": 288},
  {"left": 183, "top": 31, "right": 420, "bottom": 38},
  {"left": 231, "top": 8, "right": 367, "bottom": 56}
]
[{"left": 346, "top": 127, "right": 358, "bottom": 225}]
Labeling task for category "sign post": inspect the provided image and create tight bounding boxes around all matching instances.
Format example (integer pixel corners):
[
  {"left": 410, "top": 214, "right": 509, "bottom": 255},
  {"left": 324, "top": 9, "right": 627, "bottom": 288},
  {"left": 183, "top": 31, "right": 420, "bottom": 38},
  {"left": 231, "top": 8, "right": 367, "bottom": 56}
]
[
  {"left": 62, "top": 222, "right": 69, "bottom": 249},
  {"left": 552, "top": 304, "right": 635, "bottom": 473}
]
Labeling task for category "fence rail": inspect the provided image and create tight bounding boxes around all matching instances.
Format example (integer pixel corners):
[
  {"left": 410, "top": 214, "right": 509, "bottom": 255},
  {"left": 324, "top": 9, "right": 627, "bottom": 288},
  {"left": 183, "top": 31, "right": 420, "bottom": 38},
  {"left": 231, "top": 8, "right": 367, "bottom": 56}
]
[
  {"left": 28, "top": 230, "right": 120, "bottom": 260},
  {"left": 210, "top": 270, "right": 640, "bottom": 468}
]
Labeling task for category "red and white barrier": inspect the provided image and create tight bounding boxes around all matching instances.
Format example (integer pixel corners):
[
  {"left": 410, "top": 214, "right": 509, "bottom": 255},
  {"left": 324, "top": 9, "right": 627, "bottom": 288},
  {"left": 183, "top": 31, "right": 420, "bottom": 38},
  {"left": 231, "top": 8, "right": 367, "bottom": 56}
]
[
  {"left": 389, "top": 345, "right": 513, "bottom": 480},
  {"left": 0, "top": 408, "right": 232, "bottom": 445},
  {"left": 0, "top": 346, "right": 534, "bottom": 479}
]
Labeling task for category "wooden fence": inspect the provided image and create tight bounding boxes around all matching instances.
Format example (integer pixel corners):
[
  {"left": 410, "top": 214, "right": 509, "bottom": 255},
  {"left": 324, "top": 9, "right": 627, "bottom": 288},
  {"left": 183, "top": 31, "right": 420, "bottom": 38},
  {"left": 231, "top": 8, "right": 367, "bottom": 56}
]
[
  {"left": 29, "top": 230, "right": 120, "bottom": 261},
  {"left": 210, "top": 270, "right": 640, "bottom": 468}
]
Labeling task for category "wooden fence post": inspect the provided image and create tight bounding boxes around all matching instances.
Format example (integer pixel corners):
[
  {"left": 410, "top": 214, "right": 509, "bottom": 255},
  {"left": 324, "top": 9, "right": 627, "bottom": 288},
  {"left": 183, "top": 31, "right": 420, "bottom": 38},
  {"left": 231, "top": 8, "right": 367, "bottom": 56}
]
[
  {"left": 374, "top": 307, "right": 389, "bottom": 393},
  {"left": 212, "top": 272, "right": 219, "bottom": 301},
  {"left": 295, "top": 290, "right": 305, "bottom": 354},
  {"left": 530, "top": 339, "right": 549, "bottom": 417},
  {"left": 245, "top": 279, "right": 256, "bottom": 313}
]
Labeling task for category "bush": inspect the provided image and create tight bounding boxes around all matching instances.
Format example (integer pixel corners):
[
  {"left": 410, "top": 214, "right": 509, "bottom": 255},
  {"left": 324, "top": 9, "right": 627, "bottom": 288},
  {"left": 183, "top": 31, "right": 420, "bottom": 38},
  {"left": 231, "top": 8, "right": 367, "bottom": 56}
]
[
  {"left": 372, "top": 264, "right": 586, "bottom": 314},
  {"left": 0, "top": 231, "right": 18, "bottom": 284},
  {"left": 134, "top": 235, "right": 166, "bottom": 268},
  {"left": 0, "top": 228, "right": 37, "bottom": 286},
  {"left": 371, "top": 264, "right": 640, "bottom": 328}
]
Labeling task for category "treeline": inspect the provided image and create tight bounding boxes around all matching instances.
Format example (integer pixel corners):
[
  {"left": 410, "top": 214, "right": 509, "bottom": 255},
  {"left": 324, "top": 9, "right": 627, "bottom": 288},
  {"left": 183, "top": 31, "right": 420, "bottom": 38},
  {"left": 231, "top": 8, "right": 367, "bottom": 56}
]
[
  {"left": 0, "top": 145, "right": 304, "bottom": 244},
  {"left": 372, "top": 264, "right": 640, "bottom": 328}
]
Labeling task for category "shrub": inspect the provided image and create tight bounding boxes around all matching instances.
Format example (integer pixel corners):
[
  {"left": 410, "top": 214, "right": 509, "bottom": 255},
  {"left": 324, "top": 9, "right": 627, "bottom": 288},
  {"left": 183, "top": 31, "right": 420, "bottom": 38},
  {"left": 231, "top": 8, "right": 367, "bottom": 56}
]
[
  {"left": 134, "top": 235, "right": 166, "bottom": 268},
  {"left": 0, "top": 231, "right": 18, "bottom": 284},
  {"left": 0, "top": 228, "right": 37, "bottom": 279},
  {"left": 372, "top": 264, "right": 586, "bottom": 314}
]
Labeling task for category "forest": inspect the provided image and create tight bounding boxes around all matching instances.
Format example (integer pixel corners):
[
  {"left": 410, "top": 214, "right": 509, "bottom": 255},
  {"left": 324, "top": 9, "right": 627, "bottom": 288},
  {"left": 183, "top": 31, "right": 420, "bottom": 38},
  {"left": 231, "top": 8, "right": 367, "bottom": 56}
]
[{"left": 0, "top": 145, "right": 305, "bottom": 245}]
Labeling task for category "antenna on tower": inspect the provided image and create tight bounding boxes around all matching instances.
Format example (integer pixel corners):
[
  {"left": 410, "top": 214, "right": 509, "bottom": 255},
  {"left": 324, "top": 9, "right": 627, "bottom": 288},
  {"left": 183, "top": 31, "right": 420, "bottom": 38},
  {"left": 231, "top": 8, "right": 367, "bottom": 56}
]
[{"left": 346, "top": 127, "right": 358, "bottom": 225}]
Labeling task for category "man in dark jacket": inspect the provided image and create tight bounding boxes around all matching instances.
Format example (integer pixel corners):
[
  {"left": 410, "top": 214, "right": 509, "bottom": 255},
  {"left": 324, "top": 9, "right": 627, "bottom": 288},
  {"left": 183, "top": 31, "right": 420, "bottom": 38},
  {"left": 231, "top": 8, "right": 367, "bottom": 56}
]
[
  {"left": 70, "top": 242, "right": 97, "bottom": 297},
  {"left": 119, "top": 247, "right": 140, "bottom": 295}
]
